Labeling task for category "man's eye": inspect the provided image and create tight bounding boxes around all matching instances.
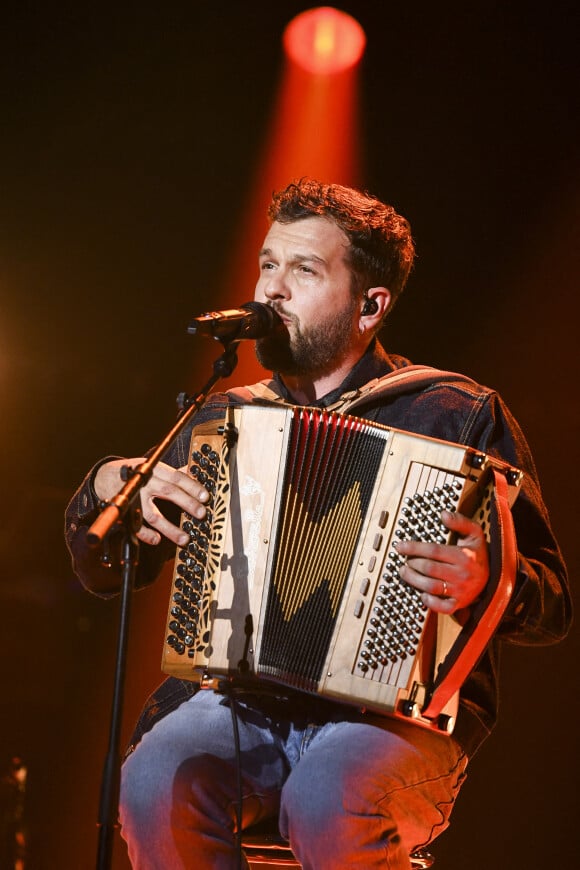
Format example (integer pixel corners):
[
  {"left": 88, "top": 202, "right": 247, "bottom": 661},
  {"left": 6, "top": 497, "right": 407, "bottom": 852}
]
[{"left": 260, "top": 262, "right": 275, "bottom": 271}]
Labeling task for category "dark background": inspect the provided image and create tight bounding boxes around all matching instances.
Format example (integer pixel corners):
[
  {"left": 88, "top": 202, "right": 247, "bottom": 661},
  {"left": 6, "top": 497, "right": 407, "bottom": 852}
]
[{"left": 1, "top": 2, "right": 578, "bottom": 867}]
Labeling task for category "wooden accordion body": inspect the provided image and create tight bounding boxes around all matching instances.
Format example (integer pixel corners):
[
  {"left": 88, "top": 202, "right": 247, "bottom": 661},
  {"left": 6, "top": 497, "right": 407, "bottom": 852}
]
[{"left": 162, "top": 404, "right": 522, "bottom": 731}]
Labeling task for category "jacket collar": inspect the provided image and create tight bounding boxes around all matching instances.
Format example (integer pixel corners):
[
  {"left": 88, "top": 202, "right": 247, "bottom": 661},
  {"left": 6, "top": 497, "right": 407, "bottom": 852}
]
[{"left": 272, "top": 339, "right": 412, "bottom": 408}]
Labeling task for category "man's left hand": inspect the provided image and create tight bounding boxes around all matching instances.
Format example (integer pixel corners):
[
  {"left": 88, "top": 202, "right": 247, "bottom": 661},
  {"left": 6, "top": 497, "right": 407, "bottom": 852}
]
[{"left": 396, "top": 510, "right": 489, "bottom": 613}]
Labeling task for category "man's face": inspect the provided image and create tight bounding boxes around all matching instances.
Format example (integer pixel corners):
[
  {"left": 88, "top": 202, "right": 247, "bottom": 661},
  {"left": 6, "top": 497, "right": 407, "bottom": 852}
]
[{"left": 254, "top": 216, "right": 360, "bottom": 377}]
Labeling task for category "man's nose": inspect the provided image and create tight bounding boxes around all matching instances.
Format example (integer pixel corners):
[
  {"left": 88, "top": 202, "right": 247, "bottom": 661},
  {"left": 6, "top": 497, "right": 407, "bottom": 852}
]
[{"left": 262, "top": 269, "right": 290, "bottom": 302}]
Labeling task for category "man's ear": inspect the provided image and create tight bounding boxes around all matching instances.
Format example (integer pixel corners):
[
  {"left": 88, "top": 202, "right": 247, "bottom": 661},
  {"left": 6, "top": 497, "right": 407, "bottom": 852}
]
[{"left": 359, "top": 287, "right": 391, "bottom": 328}]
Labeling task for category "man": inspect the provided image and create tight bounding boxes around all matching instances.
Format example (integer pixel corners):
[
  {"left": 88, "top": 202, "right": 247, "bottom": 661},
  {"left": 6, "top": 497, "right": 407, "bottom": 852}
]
[{"left": 66, "top": 179, "right": 570, "bottom": 869}]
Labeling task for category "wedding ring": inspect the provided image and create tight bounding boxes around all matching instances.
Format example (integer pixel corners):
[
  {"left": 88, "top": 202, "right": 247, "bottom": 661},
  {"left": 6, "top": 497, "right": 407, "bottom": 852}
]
[{"left": 442, "top": 581, "right": 448, "bottom": 597}]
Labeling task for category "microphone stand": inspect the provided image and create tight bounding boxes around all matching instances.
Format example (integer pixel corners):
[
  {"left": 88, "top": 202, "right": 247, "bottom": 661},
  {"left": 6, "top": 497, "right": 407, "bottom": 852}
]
[{"left": 89, "top": 337, "right": 242, "bottom": 870}]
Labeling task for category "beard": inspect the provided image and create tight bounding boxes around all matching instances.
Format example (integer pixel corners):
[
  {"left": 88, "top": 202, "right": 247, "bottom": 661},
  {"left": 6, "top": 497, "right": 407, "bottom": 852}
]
[{"left": 255, "top": 298, "right": 359, "bottom": 378}]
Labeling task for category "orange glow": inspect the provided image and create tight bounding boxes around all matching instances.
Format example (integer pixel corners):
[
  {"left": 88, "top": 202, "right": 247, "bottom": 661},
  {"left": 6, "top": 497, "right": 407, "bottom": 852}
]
[
  {"left": 283, "top": 7, "right": 366, "bottom": 74},
  {"left": 219, "top": 54, "right": 364, "bottom": 387},
  {"left": 194, "top": 9, "right": 366, "bottom": 388}
]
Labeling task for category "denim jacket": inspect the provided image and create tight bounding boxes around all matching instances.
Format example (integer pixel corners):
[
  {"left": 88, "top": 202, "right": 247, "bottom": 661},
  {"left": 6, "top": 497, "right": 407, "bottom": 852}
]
[{"left": 65, "top": 340, "right": 571, "bottom": 758}]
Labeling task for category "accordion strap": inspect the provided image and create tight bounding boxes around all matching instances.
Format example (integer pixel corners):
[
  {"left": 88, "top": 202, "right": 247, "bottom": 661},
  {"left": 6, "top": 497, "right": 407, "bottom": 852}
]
[
  {"left": 421, "top": 467, "right": 518, "bottom": 721},
  {"left": 329, "top": 366, "right": 479, "bottom": 414},
  {"left": 233, "top": 380, "right": 287, "bottom": 403},
  {"left": 234, "top": 365, "right": 479, "bottom": 412}
]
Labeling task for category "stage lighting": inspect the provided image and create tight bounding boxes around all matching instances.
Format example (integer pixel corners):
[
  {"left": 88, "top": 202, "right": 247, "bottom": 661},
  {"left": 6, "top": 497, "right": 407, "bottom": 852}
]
[{"left": 283, "top": 7, "right": 366, "bottom": 74}]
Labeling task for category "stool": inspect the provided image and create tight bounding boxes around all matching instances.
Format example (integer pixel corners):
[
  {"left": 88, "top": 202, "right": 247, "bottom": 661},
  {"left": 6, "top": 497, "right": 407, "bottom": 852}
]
[{"left": 242, "top": 819, "right": 435, "bottom": 868}]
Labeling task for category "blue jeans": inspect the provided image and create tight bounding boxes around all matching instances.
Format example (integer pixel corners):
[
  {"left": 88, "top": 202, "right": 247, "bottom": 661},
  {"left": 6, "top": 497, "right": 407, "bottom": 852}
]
[{"left": 120, "top": 689, "right": 467, "bottom": 869}]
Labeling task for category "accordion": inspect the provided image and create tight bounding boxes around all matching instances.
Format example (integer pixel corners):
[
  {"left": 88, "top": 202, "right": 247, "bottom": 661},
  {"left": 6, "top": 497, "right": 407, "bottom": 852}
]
[{"left": 161, "top": 404, "right": 522, "bottom": 732}]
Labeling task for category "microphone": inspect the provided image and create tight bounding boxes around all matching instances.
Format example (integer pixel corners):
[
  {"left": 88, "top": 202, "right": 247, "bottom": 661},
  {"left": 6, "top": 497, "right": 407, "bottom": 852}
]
[{"left": 188, "top": 301, "right": 282, "bottom": 341}]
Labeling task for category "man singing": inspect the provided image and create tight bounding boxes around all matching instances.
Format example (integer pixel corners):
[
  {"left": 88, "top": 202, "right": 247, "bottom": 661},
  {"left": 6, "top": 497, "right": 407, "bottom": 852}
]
[{"left": 66, "top": 179, "right": 570, "bottom": 869}]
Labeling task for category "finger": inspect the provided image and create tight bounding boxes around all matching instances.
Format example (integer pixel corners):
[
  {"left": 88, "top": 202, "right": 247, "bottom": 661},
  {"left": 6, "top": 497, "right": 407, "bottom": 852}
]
[
  {"left": 440, "top": 509, "right": 485, "bottom": 545},
  {"left": 419, "top": 590, "right": 457, "bottom": 614},
  {"left": 136, "top": 525, "right": 163, "bottom": 547},
  {"left": 139, "top": 474, "right": 210, "bottom": 532},
  {"left": 401, "top": 562, "right": 460, "bottom": 613},
  {"left": 402, "top": 550, "right": 489, "bottom": 611},
  {"left": 395, "top": 538, "right": 457, "bottom": 565},
  {"left": 399, "top": 566, "right": 456, "bottom": 618},
  {"left": 400, "top": 557, "right": 451, "bottom": 586},
  {"left": 148, "top": 464, "right": 210, "bottom": 512},
  {"left": 139, "top": 507, "right": 191, "bottom": 547},
  {"left": 138, "top": 463, "right": 212, "bottom": 546}
]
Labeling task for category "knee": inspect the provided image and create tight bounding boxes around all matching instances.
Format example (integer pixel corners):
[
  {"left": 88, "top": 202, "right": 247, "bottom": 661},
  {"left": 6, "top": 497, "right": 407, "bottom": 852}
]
[
  {"left": 121, "top": 745, "right": 233, "bottom": 836},
  {"left": 280, "top": 762, "right": 344, "bottom": 844},
  {"left": 279, "top": 759, "right": 404, "bottom": 868},
  {"left": 120, "top": 743, "right": 174, "bottom": 829}
]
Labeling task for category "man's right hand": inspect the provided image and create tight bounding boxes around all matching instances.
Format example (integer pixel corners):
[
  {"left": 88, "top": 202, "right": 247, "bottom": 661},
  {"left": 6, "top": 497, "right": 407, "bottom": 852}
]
[{"left": 94, "top": 458, "right": 209, "bottom": 547}]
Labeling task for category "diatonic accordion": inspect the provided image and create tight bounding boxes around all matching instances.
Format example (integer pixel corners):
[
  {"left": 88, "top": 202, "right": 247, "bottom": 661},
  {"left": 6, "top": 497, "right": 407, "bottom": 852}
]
[{"left": 162, "top": 404, "right": 522, "bottom": 731}]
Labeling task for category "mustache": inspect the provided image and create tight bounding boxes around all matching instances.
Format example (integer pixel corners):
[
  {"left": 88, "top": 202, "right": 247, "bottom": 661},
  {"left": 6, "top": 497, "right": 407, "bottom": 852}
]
[{"left": 269, "top": 303, "right": 298, "bottom": 328}]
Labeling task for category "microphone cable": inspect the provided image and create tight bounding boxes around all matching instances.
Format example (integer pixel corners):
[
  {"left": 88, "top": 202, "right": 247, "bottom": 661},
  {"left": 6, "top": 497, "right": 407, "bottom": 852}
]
[{"left": 217, "top": 681, "right": 245, "bottom": 870}]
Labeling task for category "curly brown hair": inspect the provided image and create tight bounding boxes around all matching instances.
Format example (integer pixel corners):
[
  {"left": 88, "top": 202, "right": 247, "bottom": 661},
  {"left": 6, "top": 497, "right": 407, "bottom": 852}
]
[{"left": 268, "top": 178, "right": 415, "bottom": 312}]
